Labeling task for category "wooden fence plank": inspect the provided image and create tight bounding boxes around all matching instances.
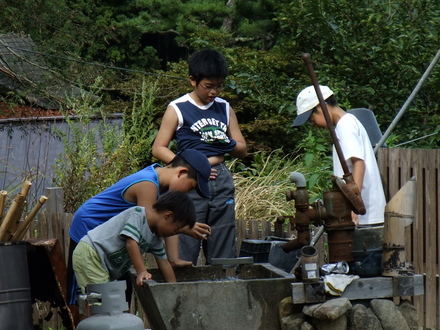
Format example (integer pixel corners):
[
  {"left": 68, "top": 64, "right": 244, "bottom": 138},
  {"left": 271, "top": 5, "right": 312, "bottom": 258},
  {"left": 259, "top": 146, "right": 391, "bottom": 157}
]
[
  {"left": 437, "top": 150, "right": 440, "bottom": 330},
  {"left": 437, "top": 150, "right": 440, "bottom": 329},
  {"left": 377, "top": 148, "right": 389, "bottom": 200},
  {"left": 236, "top": 217, "right": 247, "bottom": 252},
  {"left": 399, "top": 149, "right": 414, "bottom": 262},
  {"left": 411, "top": 150, "right": 426, "bottom": 327},
  {"left": 388, "top": 148, "right": 401, "bottom": 199},
  {"left": 424, "top": 149, "right": 438, "bottom": 329},
  {"left": 261, "top": 219, "right": 272, "bottom": 239},
  {"left": 248, "top": 219, "right": 259, "bottom": 239}
]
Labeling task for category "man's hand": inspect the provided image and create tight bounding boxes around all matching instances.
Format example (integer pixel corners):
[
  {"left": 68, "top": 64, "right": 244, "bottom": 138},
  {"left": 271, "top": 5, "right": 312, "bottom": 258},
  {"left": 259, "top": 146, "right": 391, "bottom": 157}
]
[{"left": 180, "top": 222, "right": 211, "bottom": 240}]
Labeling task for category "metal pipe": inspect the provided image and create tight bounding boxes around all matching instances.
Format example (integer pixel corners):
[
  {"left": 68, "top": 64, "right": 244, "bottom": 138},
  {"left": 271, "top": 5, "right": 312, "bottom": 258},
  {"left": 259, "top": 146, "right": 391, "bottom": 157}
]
[
  {"left": 289, "top": 171, "right": 307, "bottom": 188},
  {"left": 374, "top": 48, "right": 440, "bottom": 154}
]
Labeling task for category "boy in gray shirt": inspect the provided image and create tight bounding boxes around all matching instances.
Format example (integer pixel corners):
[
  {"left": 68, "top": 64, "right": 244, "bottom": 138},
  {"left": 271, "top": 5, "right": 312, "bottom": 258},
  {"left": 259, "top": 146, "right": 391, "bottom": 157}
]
[{"left": 72, "top": 190, "right": 196, "bottom": 292}]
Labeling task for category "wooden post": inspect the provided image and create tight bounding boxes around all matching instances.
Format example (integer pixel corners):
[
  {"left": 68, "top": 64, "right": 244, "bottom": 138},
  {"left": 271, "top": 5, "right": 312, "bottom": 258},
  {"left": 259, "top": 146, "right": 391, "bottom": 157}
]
[
  {"left": 0, "top": 193, "right": 26, "bottom": 241},
  {"left": 12, "top": 195, "right": 48, "bottom": 241},
  {"left": 0, "top": 190, "right": 7, "bottom": 225},
  {"left": 382, "top": 177, "right": 415, "bottom": 276}
]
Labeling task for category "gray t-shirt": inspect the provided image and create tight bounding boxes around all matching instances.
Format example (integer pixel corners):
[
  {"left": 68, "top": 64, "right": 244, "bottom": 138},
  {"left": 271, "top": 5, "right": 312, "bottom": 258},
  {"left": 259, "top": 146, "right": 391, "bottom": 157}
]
[{"left": 81, "top": 206, "right": 167, "bottom": 280}]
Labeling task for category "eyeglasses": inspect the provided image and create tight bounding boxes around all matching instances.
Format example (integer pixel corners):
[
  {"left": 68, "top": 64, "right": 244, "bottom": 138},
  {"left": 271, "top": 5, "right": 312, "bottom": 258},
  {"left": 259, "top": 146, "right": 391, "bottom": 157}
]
[{"left": 199, "top": 83, "right": 224, "bottom": 93}]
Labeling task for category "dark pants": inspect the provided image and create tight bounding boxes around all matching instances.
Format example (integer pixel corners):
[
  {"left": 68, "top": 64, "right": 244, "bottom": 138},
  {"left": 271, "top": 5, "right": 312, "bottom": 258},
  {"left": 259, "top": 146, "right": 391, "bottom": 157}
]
[{"left": 179, "top": 162, "right": 237, "bottom": 265}]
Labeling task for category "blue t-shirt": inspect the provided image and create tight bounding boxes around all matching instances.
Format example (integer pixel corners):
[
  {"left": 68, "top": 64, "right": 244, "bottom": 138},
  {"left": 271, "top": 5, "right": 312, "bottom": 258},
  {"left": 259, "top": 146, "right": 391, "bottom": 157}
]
[
  {"left": 171, "top": 94, "right": 236, "bottom": 156},
  {"left": 69, "top": 163, "right": 162, "bottom": 243}
]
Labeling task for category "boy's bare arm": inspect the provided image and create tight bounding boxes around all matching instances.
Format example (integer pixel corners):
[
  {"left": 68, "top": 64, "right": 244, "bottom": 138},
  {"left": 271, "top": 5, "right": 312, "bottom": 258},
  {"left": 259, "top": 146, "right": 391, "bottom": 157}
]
[
  {"left": 350, "top": 157, "right": 366, "bottom": 227},
  {"left": 227, "top": 107, "right": 247, "bottom": 159},
  {"left": 351, "top": 157, "right": 365, "bottom": 192},
  {"left": 156, "top": 258, "right": 177, "bottom": 282},
  {"left": 124, "top": 181, "right": 158, "bottom": 213},
  {"left": 152, "top": 105, "right": 179, "bottom": 163},
  {"left": 125, "top": 237, "right": 152, "bottom": 286},
  {"left": 165, "top": 235, "right": 192, "bottom": 267}
]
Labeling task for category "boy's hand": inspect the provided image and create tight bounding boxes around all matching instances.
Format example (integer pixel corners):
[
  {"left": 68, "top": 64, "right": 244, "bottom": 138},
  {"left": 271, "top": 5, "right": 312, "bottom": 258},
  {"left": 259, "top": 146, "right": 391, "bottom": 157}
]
[
  {"left": 210, "top": 168, "right": 218, "bottom": 180},
  {"left": 351, "top": 211, "right": 359, "bottom": 228},
  {"left": 180, "top": 222, "right": 211, "bottom": 240},
  {"left": 137, "top": 270, "right": 152, "bottom": 286}
]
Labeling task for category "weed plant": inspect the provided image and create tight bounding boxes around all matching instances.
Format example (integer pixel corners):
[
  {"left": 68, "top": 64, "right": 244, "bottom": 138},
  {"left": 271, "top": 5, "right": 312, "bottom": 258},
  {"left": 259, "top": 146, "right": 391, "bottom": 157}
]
[
  {"left": 53, "top": 78, "right": 158, "bottom": 213},
  {"left": 232, "top": 135, "right": 333, "bottom": 223}
]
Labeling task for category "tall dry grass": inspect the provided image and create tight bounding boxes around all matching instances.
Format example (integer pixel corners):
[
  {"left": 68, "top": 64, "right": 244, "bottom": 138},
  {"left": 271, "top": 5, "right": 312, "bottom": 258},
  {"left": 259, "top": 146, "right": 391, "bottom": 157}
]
[{"left": 230, "top": 151, "right": 308, "bottom": 222}]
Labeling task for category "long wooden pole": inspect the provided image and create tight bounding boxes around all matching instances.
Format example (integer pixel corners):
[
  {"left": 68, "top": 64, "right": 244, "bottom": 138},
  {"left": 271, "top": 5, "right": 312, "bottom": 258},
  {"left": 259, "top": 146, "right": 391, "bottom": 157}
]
[
  {"left": 0, "top": 192, "right": 26, "bottom": 241},
  {"left": 12, "top": 195, "right": 48, "bottom": 241},
  {"left": 0, "top": 190, "right": 7, "bottom": 226}
]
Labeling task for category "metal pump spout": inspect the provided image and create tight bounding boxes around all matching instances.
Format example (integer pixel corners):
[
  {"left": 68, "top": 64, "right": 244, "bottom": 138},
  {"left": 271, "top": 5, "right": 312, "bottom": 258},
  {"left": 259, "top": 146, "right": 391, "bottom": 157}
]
[
  {"left": 281, "top": 172, "right": 318, "bottom": 252},
  {"left": 289, "top": 171, "right": 307, "bottom": 188}
]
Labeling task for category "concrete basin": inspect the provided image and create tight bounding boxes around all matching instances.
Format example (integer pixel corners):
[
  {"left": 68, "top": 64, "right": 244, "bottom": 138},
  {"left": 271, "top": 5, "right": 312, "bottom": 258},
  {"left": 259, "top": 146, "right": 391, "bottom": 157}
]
[{"left": 131, "top": 263, "right": 296, "bottom": 330}]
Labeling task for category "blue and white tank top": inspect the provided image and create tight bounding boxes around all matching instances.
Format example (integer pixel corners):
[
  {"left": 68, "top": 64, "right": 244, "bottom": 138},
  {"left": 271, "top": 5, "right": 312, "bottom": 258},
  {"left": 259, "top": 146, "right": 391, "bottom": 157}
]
[{"left": 170, "top": 94, "right": 236, "bottom": 156}]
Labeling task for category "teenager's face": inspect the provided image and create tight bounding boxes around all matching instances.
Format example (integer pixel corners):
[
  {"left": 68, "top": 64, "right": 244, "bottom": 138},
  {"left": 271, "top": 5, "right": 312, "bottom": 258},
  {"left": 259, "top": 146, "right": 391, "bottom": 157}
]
[
  {"left": 168, "top": 169, "right": 197, "bottom": 193},
  {"left": 309, "top": 106, "right": 328, "bottom": 129},
  {"left": 190, "top": 77, "right": 225, "bottom": 105}
]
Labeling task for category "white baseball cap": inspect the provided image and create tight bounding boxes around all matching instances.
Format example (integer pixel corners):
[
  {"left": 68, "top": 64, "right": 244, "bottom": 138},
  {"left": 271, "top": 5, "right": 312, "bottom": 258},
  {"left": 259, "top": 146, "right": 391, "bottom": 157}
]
[{"left": 292, "top": 85, "right": 334, "bottom": 127}]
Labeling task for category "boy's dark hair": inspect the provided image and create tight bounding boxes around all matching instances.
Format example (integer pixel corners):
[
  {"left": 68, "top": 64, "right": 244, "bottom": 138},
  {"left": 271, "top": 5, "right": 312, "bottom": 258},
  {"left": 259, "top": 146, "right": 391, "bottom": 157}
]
[
  {"left": 188, "top": 49, "right": 228, "bottom": 83},
  {"left": 153, "top": 191, "right": 196, "bottom": 228},
  {"left": 311, "top": 95, "right": 338, "bottom": 113},
  {"left": 325, "top": 95, "right": 337, "bottom": 107},
  {"left": 168, "top": 154, "right": 197, "bottom": 180}
]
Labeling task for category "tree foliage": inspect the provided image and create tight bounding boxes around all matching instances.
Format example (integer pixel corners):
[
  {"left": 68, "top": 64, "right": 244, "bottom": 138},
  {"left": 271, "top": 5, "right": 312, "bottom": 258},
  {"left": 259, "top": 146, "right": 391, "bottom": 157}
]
[
  {"left": 1, "top": 0, "right": 439, "bottom": 154},
  {"left": 275, "top": 0, "right": 440, "bottom": 147}
]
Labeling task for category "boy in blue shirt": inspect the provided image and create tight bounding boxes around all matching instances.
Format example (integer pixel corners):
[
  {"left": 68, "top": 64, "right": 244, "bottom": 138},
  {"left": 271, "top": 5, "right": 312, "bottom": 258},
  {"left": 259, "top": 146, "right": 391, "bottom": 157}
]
[{"left": 67, "top": 149, "right": 211, "bottom": 323}]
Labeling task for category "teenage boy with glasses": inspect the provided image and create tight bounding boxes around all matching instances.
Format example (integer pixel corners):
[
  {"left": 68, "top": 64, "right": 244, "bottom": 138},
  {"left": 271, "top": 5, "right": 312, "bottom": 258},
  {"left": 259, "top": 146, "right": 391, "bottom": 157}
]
[{"left": 152, "top": 49, "right": 247, "bottom": 266}]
